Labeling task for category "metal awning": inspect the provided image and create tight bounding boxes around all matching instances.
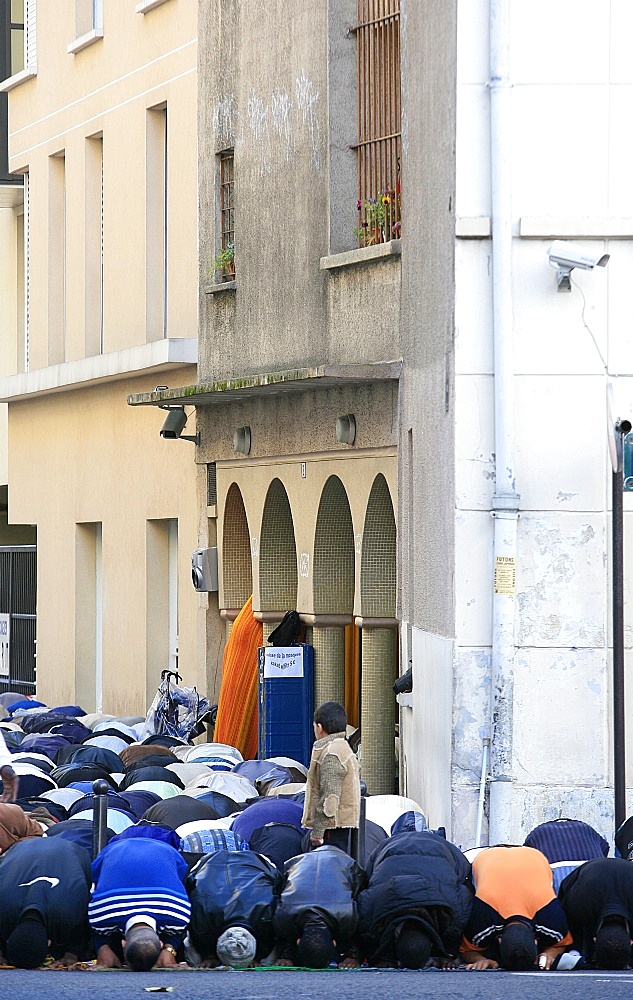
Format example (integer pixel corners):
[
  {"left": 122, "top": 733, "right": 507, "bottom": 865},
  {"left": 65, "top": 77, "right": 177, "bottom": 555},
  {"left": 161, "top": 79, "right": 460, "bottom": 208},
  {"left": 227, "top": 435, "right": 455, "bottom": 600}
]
[{"left": 127, "top": 361, "right": 402, "bottom": 407}]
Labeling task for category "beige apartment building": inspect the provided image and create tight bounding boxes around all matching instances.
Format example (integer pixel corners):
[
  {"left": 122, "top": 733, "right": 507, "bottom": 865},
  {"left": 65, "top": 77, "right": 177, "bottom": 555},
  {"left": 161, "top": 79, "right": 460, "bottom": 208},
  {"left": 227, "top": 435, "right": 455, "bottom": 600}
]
[{"left": 0, "top": 0, "right": 203, "bottom": 715}]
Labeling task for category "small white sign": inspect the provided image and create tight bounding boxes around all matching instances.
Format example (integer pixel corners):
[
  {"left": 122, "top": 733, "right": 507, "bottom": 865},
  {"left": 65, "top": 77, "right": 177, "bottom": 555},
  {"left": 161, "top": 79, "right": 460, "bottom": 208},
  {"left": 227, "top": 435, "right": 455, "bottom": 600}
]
[
  {"left": 0, "top": 614, "right": 9, "bottom": 678},
  {"left": 264, "top": 646, "right": 304, "bottom": 678}
]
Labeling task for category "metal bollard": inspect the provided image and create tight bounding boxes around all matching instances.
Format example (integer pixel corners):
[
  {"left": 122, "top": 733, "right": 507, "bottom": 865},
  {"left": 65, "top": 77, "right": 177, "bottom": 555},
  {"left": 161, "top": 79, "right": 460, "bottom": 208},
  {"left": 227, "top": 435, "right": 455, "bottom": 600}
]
[
  {"left": 92, "top": 778, "right": 110, "bottom": 860},
  {"left": 351, "top": 795, "right": 366, "bottom": 865}
]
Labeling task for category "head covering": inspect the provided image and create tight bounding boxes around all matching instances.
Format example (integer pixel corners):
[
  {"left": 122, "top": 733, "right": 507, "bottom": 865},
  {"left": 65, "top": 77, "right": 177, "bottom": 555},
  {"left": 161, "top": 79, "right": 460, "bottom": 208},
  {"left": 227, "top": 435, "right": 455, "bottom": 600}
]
[
  {"left": 216, "top": 927, "right": 256, "bottom": 969},
  {"left": 142, "top": 794, "right": 220, "bottom": 830},
  {"left": 0, "top": 803, "right": 44, "bottom": 852},
  {"left": 179, "top": 826, "right": 247, "bottom": 855},
  {"left": 6, "top": 911, "right": 48, "bottom": 968},
  {"left": 390, "top": 809, "right": 427, "bottom": 836}
]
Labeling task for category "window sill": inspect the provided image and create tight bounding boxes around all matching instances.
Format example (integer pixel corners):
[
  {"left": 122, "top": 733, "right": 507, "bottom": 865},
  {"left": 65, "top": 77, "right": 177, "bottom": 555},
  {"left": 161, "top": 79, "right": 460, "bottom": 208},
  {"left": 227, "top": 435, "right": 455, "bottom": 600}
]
[
  {"left": 320, "top": 239, "right": 402, "bottom": 271},
  {"left": 0, "top": 68, "right": 37, "bottom": 93},
  {"left": 136, "top": 0, "right": 172, "bottom": 12},
  {"left": 204, "top": 280, "right": 236, "bottom": 295},
  {"left": 67, "top": 28, "right": 104, "bottom": 54}
]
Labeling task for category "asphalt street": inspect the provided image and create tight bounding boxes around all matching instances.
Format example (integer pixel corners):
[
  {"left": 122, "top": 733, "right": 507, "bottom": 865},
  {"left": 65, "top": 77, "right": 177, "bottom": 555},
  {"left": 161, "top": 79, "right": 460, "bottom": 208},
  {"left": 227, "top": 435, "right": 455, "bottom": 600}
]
[{"left": 2, "top": 968, "right": 633, "bottom": 1000}]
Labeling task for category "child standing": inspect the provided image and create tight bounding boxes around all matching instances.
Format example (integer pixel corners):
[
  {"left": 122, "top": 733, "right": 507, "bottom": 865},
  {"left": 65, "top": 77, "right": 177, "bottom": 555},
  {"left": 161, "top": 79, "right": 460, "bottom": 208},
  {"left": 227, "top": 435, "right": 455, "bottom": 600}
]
[{"left": 302, "top": 701, "right": 361, "bottom": 854}]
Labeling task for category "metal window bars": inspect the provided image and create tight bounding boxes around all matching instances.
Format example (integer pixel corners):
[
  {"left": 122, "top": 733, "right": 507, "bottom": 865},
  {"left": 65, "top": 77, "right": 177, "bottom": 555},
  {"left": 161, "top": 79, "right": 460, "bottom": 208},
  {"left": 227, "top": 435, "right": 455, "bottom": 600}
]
[
  {"left": 352, "top": 0, "right": 401, "bottom": 246},
  {"left": 219, "top": 149, "right": 235, "bottom": 279}
]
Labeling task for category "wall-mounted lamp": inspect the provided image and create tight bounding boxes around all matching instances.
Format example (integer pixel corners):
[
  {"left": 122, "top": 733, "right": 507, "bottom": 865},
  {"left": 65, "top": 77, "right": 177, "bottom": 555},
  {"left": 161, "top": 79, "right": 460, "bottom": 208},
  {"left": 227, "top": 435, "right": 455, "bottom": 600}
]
[
  {"left": 159, "top": 406, "right": 199, "bottom": 444},
  {"left": 336, "top": 413, "right": 356, "bottom": 446},
  {"left": 548, "top": 240, "right": 610, "bottom": 293},
  {"left": 233, "top": 426, "right": 251, "bottom": 455}
]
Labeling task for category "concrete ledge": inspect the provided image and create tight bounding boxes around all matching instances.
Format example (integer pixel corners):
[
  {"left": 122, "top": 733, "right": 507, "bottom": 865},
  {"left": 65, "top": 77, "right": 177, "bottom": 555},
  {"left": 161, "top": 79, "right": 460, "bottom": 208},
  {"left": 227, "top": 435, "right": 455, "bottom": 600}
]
[
  {"left": 136, "top": 0, "right": 172, "bottom": 11},
  {"left": 204, "top": 280, "right": 236, "bottom": 294},
  {"left": 354, "top": 616, "right": 399, "bottom": 629},
  {"left": 67, "top": 28, "right": 103, "bottom": 54},
  {"left": 0, "top": 68, "right": 36, "bottom": 93},
  {"left": 456, "top": 217, "right": 491, "bottom": 238},
  {"left": 520, "top": 217, "right": 633, "bottom": 239},
  {"left": 320, "top": 239, "right": 402, "bottom": 270},
  {"left": 301, "top": 614, "right": 354, "bottom": 627},
  {"left": 127, "top": 360, "right": 403, "bottom": 407},
  {"left": 0, "top": 339, "right": 198, "bottom": 402}
]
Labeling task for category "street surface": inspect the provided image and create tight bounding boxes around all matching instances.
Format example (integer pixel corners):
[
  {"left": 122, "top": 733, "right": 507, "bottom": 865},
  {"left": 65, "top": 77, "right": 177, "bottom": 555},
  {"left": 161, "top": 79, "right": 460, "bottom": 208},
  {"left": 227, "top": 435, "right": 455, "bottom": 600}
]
[{"left": 2, "top": 968, "right": 633, "bottom": 1000}]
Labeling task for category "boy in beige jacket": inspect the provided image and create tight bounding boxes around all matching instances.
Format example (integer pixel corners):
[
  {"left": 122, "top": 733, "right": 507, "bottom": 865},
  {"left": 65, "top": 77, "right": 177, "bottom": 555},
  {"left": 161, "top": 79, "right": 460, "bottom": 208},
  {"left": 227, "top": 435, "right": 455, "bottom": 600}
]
[{"left": 302, "top": 701, "right": 360, "bottom": 855}]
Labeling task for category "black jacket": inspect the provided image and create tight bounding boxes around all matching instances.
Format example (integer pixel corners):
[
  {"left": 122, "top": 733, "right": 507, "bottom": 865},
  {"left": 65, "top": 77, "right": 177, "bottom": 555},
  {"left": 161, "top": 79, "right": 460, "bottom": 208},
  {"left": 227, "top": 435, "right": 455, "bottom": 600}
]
[
  {"left": 358, "top": 831, "right": 473, "bottom": 961},
  {"left": 273, "top": 845, "right": 364, "bottom": 948},
  {"left": 187, "top": 849, "right": 280, "bottom": 959},
  {"left": 0, "top": 837, "right": 92, "bottom": 959},
  {"left": 559, "top": 857, "right": 633, "bottom": 959}
]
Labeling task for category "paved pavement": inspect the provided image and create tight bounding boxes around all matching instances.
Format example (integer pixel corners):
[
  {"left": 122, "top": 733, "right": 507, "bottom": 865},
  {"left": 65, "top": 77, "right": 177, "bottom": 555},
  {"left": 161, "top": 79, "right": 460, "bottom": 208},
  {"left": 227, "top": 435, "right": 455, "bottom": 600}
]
[{"left": 3, "top": 968, "right": 633, "bottom": 1000}]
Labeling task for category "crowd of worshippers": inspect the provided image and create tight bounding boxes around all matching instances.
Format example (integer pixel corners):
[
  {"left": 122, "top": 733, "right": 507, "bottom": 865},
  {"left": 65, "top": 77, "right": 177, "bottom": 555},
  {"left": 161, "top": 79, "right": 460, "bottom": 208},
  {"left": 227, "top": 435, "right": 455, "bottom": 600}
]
[{"left": 0, "top": 694, "right": 633, "bottom": 971}]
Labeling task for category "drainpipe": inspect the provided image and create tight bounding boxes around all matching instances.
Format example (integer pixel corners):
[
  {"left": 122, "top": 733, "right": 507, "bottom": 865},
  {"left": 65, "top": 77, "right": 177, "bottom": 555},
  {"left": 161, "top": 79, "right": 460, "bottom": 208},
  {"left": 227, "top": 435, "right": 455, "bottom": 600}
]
[{"left": 487, "top": 0, "right": 520, "bottom": 845}]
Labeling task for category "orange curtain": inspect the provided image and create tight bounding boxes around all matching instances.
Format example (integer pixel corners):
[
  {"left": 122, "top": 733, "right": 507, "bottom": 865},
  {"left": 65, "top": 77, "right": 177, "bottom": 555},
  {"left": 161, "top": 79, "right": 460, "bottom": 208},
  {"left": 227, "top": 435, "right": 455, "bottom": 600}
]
[
  {"left": 344, "top": 624, "right": 360, "bottom": 729},
  {"left": 213, "top": 596, "right": 262, "bottom": 760}
]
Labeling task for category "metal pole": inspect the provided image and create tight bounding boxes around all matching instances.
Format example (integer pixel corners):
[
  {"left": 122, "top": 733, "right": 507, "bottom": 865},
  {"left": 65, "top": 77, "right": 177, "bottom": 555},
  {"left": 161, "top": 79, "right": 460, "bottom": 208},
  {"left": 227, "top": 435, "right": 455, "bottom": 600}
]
[
  {"left": 350, "top": 795, "right": 366, "bottom": 865},
  {"left": 613, "top": 429, "right": 628, "bottom": 831},
  {"left": 92, "top": 778, "right": 110, "bottom": 860}
]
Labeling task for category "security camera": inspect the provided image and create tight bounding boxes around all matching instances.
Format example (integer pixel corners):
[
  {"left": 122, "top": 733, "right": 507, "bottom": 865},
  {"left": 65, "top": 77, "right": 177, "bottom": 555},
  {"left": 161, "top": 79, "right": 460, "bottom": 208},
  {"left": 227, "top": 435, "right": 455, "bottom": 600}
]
[
  {"left": 159, "top": 406, "right": 200, "bottom": 444},
  {"left": 548, "top": 240, "right": 610, "bottom": 271},
  {"left": 547, "top": 240, "right": 609, "bottom": 292},
  {"left": 160, "top": 407, "right": 188, "bottom": 439}
]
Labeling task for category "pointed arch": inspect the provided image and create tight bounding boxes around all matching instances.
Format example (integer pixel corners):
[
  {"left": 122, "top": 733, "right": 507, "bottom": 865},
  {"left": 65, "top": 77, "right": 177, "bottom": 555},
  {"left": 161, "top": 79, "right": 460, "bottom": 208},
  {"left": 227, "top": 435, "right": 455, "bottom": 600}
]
[
  {"left": 361, "top": 473, "right": 396, "bottom": 617},
  {"left": 313, "top": 475, "right": 355, "bottom": 615},
  {"left": 222, "top": 483, "right": 252, "bottom": 610},
  {"left": 259, "top": 478, "right": 297, "bottom": 611}
]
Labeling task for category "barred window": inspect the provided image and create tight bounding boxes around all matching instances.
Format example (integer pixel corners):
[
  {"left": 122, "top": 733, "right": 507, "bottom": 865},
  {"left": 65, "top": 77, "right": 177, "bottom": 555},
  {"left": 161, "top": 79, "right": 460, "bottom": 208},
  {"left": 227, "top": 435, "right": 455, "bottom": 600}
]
[
  {"left": 354, "top": 0, "right": 401, "bottom": 246},
  {"left": 216, "top": 149, "right": 235, "bottom": 280}
]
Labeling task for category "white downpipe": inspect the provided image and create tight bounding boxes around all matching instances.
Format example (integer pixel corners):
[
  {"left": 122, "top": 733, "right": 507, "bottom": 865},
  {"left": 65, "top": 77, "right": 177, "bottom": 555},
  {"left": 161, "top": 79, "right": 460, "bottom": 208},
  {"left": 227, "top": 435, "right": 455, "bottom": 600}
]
[
  {"left": 475, "top": 737, "right": 491, "bottom": 847},
  {"left": 488, "top": 0, "right": 520, "bottom": 846}
]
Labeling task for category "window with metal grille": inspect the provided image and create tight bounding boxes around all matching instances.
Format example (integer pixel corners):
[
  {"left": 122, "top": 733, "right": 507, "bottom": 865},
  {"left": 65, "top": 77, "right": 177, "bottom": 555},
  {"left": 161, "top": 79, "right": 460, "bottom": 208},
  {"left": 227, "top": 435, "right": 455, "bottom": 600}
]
[
  {"left": 217, "top": 149, "right": 235, "bottom": 280},
  {"left": 353, "top": 0, "right": 401, "bottom": 246}
]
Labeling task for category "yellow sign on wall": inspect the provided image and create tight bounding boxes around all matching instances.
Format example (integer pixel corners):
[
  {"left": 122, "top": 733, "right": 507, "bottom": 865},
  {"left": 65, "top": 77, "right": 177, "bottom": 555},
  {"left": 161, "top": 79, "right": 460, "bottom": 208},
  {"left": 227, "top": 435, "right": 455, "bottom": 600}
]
[{"left": 494, "top": 555, "right": 516, "bottom": 596}]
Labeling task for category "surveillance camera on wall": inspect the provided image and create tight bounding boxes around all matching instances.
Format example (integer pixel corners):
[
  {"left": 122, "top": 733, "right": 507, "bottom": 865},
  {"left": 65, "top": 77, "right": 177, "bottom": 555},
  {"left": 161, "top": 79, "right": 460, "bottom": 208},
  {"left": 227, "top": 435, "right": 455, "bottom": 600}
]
[
  {"left": 548, "top": 241, "right": 610, "bottom": 271},
  {"left": 160, "top": 407, "right": 188, "bottom": 439},
  {"left": 159, "top": 406, "right": 199, "bottom": 444},
  {"left": 547, "top": 240, "right": 609, "bottom": 292}
]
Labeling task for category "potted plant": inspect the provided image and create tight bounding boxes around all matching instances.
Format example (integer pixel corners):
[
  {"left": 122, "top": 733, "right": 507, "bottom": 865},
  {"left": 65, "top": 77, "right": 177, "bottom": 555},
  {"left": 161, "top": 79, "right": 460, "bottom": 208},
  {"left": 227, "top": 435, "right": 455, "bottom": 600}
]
[
  {"left": 355, "top": 189, "right": 401, "bottom": 246},
  {"left": 213, "top": 242, "right": 235, "bottom": 281}
]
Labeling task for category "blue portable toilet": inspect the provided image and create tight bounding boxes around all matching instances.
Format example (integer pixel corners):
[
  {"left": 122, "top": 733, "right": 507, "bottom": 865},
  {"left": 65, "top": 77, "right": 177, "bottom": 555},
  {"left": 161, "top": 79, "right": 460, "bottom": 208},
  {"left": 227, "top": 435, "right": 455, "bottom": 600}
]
[{"left": 258, "top": 644, "right": 314, "bottom": 767}]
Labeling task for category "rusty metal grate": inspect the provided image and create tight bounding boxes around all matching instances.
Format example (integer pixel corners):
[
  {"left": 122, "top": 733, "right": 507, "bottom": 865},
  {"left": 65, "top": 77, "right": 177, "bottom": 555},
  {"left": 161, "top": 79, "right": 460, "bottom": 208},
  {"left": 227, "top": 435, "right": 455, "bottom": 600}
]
[
  {"left": 219, "top": 149, "right": 235, "bottom": 278},
  {"left": 352, "top": 0, "right": 401, "bottom": 246}
]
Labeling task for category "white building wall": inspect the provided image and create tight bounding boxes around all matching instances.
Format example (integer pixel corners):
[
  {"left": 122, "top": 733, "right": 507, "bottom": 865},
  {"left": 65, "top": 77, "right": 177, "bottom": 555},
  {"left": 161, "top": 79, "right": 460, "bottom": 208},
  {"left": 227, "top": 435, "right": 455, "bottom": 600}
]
[{"left": 453, "top": 0, "right": 633, "bottom": 848}]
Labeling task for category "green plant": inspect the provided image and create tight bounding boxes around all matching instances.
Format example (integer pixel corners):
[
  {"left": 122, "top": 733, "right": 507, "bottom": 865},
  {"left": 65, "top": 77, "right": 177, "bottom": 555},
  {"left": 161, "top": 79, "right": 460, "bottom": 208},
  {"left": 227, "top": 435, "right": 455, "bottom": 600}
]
[
  {"left": 213, "top": 242, "right": 235, "bottom": 278},
  {"left": 355, "top": 189, "right": 400, "bottom": 246}
]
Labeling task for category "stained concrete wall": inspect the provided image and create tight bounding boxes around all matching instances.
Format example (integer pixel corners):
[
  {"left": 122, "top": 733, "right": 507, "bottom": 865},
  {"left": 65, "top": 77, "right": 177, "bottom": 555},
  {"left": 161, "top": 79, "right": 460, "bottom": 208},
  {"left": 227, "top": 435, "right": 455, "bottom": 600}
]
[
  {"left": 198, "top": 0, "right": 402, "bottom": 382},
  {"left": 397, "top": 0, "right": 458, "bottom": 832}
]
